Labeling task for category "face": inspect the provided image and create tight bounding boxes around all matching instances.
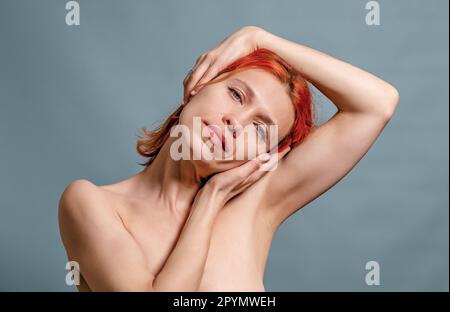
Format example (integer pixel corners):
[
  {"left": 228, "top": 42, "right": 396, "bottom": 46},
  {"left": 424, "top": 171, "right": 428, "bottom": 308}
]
[{"left": 177, "top": 68, "right": 295, "bottom": 176}]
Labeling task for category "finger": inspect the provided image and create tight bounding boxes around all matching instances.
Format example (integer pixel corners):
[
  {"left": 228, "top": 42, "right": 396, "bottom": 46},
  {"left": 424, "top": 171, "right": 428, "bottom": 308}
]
[
  {"left": 242, "top": 148, "right": 290, "bottom": 184},
  {"left": 259, "top": 146, "right": 291, "bottom": 172},
  {"left": 231, "top": 146, "right": 290, "bottom": 190},
  {"left": 189, "top": 58, "right": 213, "bottom": 93},
  {"left": 235, "top": 153, "right": 270, "bottom": 179},
  {"left": 193, "top": 53, "right": 207, "bottom": 71},
  {"left": 277, "top": 146, "right": 291, "bottom": 159},
  {"left": 194, "top": 62, "right": 221, "bottom": 93},
  {"left": 185, "top": 54, "right": 205, "bottom": 83},
  {"left": 241, "top": 162, "right": 270, "bottom": 185},
  {"left": 271, "top": 146, "right": 291, "bottom": 165},
  {"left": 183, "top": 57, "right": 201, "bottom": 85},
  {"left": 185, "top": 53, "right": 211, "bottom": 93},
  {"left": 183, "top": 69, "right": 193, "bottom": 86},
  {"left": 183, "top": 54, "right": 207, "bottom": 100},
  {"left": 184, "top": 57, "right": 211, "bottom": 101}
]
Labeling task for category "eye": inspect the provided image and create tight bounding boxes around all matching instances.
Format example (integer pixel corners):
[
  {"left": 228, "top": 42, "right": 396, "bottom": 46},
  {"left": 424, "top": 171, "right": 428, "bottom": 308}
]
[
  {"left": 254, "top": 123, "right": 267, "bottom": 141},
  {"left": 228, "top": 87, "right": 243, "bottom": 104}
]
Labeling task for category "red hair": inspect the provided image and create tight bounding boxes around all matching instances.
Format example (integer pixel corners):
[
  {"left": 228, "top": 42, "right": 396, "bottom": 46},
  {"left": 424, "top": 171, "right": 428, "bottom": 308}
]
[{"left": 136, "top": 48, "right": 315, "bottom": 167}]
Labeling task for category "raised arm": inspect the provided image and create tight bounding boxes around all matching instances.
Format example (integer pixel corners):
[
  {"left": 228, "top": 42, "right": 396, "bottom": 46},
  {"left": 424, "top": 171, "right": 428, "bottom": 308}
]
[
  {"left": 257, "top": 29, "right": 400, "bottom": 224},
  {"left": 181, "top": 26, "right": 399, "bottom": 227}
]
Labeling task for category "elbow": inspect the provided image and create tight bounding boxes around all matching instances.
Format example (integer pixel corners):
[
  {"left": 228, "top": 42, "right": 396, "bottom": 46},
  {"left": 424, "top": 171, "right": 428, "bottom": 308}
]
[{"left": 381, "top": 85, "right": 400, "bottom": 120}]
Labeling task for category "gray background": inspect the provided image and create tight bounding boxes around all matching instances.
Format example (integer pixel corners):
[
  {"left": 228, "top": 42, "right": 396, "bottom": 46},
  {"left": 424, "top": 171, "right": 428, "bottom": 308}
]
[{"left": 0, "top": 0, "right": 448, "bottom": 291}]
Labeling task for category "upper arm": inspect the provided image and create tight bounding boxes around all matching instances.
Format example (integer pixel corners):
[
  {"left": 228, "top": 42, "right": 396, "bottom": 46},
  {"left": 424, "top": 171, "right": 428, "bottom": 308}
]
[
  {"left": 261, "top": 108, "right": 396, "bottom": 226},
  {"left": 58, "top": 179, "right": 154, "bottom": 291}
]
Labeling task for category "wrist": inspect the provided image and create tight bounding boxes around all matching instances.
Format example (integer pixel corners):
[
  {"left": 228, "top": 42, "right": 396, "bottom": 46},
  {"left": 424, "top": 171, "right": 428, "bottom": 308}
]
[
  {"left": 190, "top": 183, "right": 225, "bottom": 216},
  {"left": 201, "top": 182, "right": 226, "bottom": 206},
  {"left": 253, "top": 27, "right": 276, "bottom": 50}
]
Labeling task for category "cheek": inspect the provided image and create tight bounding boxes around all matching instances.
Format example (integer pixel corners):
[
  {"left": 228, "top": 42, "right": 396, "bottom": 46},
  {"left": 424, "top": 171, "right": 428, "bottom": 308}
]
[{"left": 178, "top": 105, "right": 194, "bottom": 125}]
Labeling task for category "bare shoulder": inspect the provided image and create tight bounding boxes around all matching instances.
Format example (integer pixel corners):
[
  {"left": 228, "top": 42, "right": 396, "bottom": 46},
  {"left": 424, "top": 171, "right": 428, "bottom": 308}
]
[
  {"left": 58, "top": 179, "right": 153, "bottom": 291},
  {"left": 58, "top": 179, "right": 108, "bottom": 219},
  {"left": 58, "top": 179, "right": 123, "bottom": 251},
  {"left": 60, "top": 179, "right": 101, "bottom": 201}
]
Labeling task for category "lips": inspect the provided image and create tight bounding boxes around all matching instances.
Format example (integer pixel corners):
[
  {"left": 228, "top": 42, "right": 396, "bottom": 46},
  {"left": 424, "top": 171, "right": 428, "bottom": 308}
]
[{"left": 203, "top": 120, "right": 226, "bottom": 152}]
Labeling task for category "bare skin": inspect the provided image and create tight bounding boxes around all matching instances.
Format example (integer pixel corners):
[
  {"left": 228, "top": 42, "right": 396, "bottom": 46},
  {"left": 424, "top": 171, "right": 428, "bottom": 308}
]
[{"left": 58, "top": 26, "right": 399, "bottom": 292}]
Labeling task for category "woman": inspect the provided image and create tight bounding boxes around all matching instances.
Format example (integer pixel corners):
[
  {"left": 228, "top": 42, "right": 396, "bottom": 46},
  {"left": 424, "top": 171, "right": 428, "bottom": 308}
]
[{"left": 58, "top": 26, "right": 399, "bottom": 291}]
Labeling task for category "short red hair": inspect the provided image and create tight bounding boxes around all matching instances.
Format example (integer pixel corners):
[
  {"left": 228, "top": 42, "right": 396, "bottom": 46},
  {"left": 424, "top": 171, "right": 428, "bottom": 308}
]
[{"left": 136, "top": 48, "right": 316, "bottom": 167}]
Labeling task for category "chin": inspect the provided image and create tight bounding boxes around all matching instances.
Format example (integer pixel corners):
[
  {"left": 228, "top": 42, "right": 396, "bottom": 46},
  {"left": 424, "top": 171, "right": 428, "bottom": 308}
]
[{"left": 189, "top": 146, "right": 244, "bottom": 177}]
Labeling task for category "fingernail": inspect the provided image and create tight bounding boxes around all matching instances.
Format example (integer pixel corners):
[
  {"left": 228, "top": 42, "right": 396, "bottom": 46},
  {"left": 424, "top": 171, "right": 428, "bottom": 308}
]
[
  {"left": 258, "top": 153, "right": 270, "bottom": 162},
  {"left": 190, "top": 90, "right": 196, "bottom": 95}
]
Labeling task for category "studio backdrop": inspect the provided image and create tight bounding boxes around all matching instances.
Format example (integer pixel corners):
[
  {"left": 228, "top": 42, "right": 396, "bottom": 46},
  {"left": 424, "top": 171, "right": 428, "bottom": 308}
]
[{"left": 0, "top": 0, "right": 448, "bottom": 291}]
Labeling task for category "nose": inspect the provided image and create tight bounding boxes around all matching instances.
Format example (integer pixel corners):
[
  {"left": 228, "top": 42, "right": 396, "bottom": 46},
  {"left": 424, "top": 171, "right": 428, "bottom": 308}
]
[{"left": 222, "top": 113, "right": 243, "bottom": 138}]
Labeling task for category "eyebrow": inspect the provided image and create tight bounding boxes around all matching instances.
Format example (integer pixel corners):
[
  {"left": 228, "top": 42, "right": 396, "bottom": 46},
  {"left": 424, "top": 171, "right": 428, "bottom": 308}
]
[{"left": 230, "top": 78, "right": 276, "bottom": 125}]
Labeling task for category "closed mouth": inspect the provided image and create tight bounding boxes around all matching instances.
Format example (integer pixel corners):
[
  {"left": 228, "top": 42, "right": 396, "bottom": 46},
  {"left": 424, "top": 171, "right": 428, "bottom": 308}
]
[{"left": 203, "top": 120, "right": 226, "bottom": 152}]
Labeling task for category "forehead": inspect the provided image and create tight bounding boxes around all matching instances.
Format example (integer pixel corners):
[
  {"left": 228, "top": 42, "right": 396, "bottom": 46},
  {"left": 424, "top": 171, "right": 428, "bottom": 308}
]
[{"left": 223, "top": 68, "right": 295, "bottom": 137}]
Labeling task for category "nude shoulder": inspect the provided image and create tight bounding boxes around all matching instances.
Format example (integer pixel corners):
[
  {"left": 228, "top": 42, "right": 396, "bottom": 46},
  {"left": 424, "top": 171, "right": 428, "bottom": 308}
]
[
  {"left": 58, "top": 180, "right": 150, "bottom": 292},
  {"left": 59, "top": 179, "right": 103, "bottom": 208},
  {"left": 58, "top": 179, "right": 118, "bottom": 227}
]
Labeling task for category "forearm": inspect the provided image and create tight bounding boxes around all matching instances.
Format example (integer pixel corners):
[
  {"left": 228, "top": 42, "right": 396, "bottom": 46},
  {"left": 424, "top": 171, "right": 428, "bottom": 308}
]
[
  {"left": 152, "top": 185, "right": 223, "bottom": 291},
  {"left": 259, "top": 30, "right": 399, "bottom": 117}
]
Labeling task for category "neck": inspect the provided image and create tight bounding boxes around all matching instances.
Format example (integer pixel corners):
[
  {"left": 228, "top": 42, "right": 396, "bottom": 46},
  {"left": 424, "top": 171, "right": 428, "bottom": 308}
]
[{"left": 133, "top": 136, "right": 205, "bottom": 218}]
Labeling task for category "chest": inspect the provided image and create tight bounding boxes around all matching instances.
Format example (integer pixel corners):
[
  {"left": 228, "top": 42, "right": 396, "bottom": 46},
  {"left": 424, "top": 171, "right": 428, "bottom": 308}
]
[{"left": 122, "top": 200, "right": 273, "bottom": 290}]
